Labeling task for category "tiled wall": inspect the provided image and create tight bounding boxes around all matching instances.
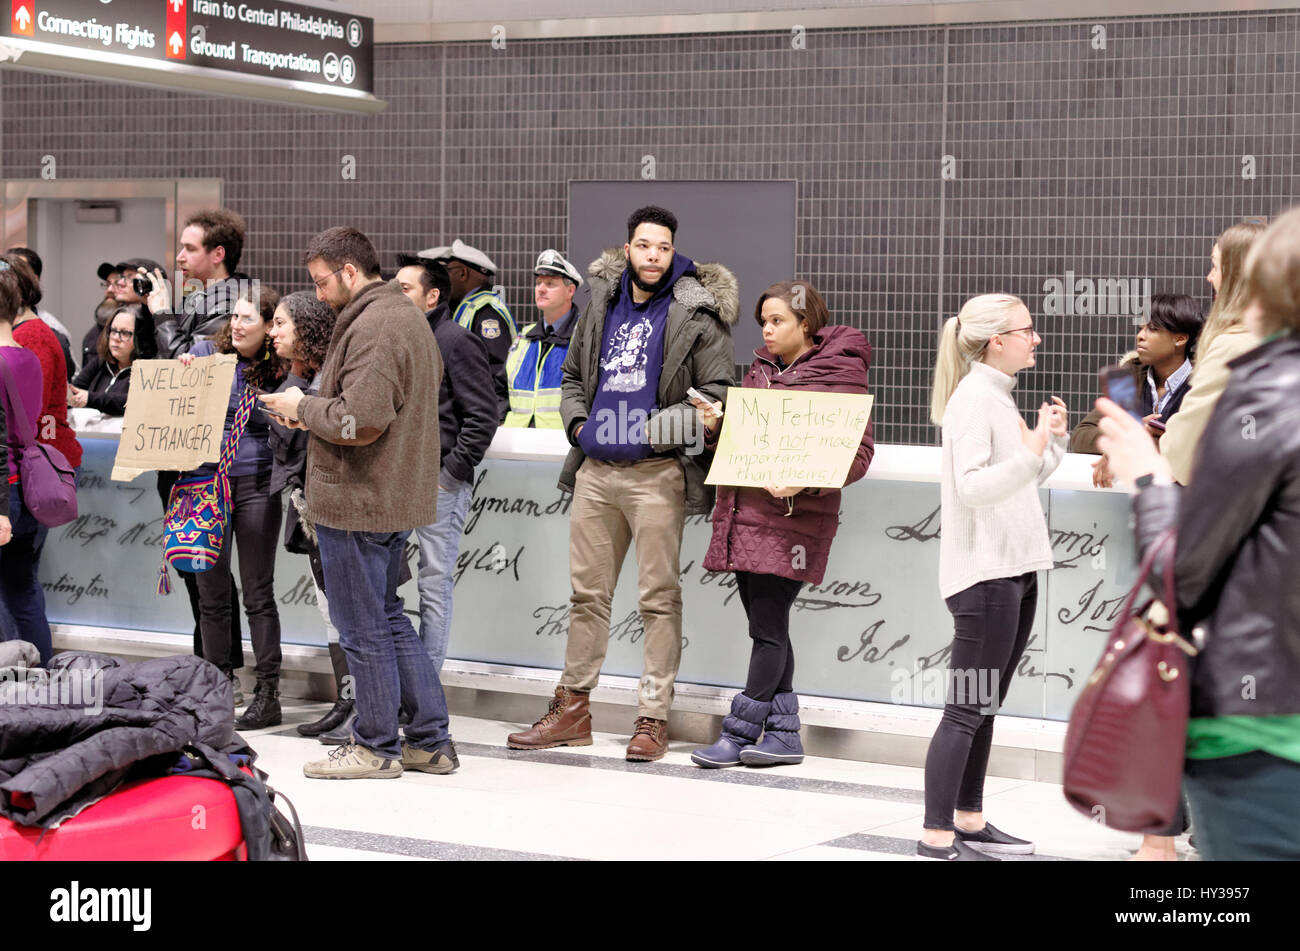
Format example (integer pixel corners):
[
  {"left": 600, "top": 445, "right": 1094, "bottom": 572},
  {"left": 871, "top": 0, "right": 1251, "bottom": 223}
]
[{"left": 3, "top": 12, "right": 1294, "bottom": 444}]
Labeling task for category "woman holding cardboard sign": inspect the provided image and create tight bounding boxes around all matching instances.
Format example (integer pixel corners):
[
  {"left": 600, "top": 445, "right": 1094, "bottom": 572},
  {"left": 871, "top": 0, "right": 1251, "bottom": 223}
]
[
  {"left": 175, "top": 286, "right": 286, "bottom": 729},
  {"left": 919, "top": 294, "right": 1068, "bottom": 861},
  {"left": 690, "top": 281, "right": 874, "bottom": 769}
]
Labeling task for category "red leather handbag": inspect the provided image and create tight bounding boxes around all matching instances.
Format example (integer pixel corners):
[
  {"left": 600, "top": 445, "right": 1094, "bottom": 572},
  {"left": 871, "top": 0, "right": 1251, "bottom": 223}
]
[{"left": 1063, "top": 529, "right": 1200, "bottom": 833}]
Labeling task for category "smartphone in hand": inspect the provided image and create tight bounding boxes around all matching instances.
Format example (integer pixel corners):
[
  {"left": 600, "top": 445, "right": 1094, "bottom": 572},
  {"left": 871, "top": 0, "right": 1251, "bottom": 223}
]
[
  {"left": 687, "top": 386, "right": 722, "bottom": 417},
  {"left": 1099, "top": 365, "right": 1143, "bottom": 422}
]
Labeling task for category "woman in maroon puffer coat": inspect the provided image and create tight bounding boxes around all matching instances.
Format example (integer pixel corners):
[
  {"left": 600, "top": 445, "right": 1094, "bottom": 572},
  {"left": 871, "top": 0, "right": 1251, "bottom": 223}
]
[{"left": 690, "top": 281, "right": 874, "bottom": 769}]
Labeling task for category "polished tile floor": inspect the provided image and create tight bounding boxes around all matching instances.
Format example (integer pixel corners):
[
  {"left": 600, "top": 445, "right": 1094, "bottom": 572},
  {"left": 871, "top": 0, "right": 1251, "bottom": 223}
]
[{"left": 246, "top": 701, "right": 1199, "bottom": 862}]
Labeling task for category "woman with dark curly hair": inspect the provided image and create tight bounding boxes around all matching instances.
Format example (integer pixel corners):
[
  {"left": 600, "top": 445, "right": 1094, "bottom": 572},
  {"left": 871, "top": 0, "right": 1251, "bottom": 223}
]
[
  {"left": 176, "top": 285, "right": 286, "bottom": 725},
  {"left": 264, "top": 291, "right": 348, "bottom": 735}
]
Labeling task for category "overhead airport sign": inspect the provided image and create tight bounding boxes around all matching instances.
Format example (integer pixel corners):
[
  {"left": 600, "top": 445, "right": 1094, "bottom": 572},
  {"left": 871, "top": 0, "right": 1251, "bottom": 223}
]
[{"left": 1, "top": 0, "right": 381, "bottom": 113}]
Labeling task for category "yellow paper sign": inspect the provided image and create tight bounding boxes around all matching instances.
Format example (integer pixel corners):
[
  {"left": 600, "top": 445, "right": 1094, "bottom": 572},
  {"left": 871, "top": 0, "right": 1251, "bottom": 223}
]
[
  {"left": 111, "top": 354, "right": 238, "bottom": 481},
  {"left": 705, "top": 387, "right": 873, "bottom": 489}
]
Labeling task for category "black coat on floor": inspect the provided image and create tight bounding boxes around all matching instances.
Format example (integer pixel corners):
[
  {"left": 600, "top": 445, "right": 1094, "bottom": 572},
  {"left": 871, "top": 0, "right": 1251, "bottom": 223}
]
[{"left": 0, "top": 653, "right": 242, "bottom": 827}]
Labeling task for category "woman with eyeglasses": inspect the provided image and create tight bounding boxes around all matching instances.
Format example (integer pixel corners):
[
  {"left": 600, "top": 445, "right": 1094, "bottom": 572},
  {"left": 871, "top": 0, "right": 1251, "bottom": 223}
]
[
  {"left": 67, "top": 308, "right": 158, "bottom": 416},
  {"left": 919, "top": 294, "right": 1069, "bottom": 861},
  {"left": 175, "top": 286, "right": 285, "bottom": 724}
]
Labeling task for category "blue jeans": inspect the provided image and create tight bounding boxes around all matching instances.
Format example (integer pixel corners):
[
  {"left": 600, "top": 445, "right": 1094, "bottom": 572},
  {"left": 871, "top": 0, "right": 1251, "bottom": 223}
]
[
  {"left": 1185, "top": 751, "right": 1300, "bottom": 860},
  {"left": 315, "top": 524, "right": 451, "bottom": 759},
  {"left": 1, "top": 485, "right": 52, "bottom": 665},
  {"left": 413, "top": 476, "right": 473, "bottom": 672}
]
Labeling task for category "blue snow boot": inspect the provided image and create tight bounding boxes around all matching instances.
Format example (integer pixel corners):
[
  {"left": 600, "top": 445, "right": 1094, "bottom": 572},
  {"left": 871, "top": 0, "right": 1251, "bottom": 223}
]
[
  {"left": 739, "top": 691, "right": 804, "bottom": 767},
  {"left": 691, "top": 693, "right": 770, "bottom": 768}
]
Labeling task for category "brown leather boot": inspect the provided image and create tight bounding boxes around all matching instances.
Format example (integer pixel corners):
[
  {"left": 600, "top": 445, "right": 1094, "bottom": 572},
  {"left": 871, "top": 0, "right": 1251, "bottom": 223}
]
[
  {"left": 507, "top": 687, "right": 593, "bottom": 749},
  {"left": 626, "top": 716, "right": 669, "bottom": 762}
]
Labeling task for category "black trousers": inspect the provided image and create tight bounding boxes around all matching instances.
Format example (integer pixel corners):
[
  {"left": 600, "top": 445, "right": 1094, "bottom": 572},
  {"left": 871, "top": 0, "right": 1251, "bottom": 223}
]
[
  {"left": 734, "top": 571, "right": 804, "bottom": 702},
  {"left": 923, "top": 572, "right": 1036, "bottom": 831},
  {"left": 194, "top": 471, "right": 283, "bottom": 682},
  {"left": 156, "top": 470, "right": 243, "bottom": 671}
]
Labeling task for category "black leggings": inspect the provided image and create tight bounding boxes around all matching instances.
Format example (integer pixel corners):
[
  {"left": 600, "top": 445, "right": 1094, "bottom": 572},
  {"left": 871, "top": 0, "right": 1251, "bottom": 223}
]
[
  {"left": 195, "top": 471, "right": 283, "bottom": 681},
  {"left": 734, "top": 571, "right": 803, "bottom": 702},
  {"left": 923, "top": 572, "right": 1036, "bottom": 831},
  {"left": 157, "top": 470, "right": 243, "bottom": 671}
]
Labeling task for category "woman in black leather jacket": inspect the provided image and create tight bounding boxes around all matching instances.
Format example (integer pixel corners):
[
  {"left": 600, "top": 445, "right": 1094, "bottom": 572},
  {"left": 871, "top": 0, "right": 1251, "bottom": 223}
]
[{"left": 1097, "top": 208, "right": 1300, "bottom": 861}]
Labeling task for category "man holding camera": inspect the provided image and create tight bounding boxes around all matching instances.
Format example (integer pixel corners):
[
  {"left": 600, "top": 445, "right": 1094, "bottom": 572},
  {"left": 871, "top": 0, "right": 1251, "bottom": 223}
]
[{"left": 148, "top": 208, "right": 252, "bottom": 358}]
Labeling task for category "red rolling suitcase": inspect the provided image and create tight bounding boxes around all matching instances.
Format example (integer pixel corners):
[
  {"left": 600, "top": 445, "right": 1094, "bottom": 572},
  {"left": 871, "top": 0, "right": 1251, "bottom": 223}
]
[{"left": 0, "top": 769, "right": 253, "bottom": 861}]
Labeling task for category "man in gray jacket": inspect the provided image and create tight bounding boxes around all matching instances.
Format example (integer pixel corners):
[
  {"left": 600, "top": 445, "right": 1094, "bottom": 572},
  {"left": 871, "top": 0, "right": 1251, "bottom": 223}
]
[
  {"left": 507, "top": 206, "right": 738, "bottom": 762},
  {"left": 262, "top": 226, "right": 458, "bottom": 781}
]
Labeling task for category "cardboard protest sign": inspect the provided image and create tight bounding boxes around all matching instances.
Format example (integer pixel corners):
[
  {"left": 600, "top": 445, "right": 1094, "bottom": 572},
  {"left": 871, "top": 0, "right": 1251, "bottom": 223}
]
[
  {"left": 705, "top": 387, "right": 873, "bottom": 489},
  {"left": 111, "top": 354, "right": 237, "bottom": 481}
]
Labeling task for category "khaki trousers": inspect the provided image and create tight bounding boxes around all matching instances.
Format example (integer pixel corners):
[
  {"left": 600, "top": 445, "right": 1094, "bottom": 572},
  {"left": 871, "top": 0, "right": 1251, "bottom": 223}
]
[{"left": 560, "top": 456, "right": 686, "bottom": 720}]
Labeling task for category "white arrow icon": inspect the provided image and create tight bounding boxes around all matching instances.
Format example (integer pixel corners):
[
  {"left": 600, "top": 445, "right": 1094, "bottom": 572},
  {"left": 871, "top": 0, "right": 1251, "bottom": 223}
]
[
  {"left": 14, "top": 6, "right": 31, "bottom": 29},
  {"left": 169, "top": 32, "right": 183, "bottom": 54}
]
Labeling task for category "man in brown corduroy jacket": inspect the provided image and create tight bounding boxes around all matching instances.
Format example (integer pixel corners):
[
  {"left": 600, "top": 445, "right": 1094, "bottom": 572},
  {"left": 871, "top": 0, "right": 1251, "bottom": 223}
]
[{"left": 261, "top": 226, "right": 458, "bottom": 781}]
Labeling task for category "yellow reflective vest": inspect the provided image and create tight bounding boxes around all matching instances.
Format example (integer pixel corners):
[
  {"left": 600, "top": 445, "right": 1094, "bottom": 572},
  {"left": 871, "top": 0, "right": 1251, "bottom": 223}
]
[{"left": 502, "top": 310, "right": 577, "bottom": 429}]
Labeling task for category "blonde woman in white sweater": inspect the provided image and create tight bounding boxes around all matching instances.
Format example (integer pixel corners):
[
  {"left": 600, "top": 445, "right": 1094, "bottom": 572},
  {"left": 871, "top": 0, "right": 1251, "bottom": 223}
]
[{"left": 917, "top": 294, "right": 1068, "bottom": 861}]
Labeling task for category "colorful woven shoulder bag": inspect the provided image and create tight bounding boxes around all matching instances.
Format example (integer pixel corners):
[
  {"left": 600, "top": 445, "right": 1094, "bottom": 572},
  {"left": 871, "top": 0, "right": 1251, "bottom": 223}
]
[{"left": 158, "top": 383, "right": 257, "bottom": 595}]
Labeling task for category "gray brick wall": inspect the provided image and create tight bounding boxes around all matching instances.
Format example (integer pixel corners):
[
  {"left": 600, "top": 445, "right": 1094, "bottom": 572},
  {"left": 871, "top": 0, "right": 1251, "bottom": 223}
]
[{"left": 4, "top": 12, "right": 1294, "bottom": 444}]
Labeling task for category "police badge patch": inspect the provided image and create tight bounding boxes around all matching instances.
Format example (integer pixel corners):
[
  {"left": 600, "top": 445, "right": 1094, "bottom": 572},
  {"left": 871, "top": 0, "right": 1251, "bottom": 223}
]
[{"left": 481, "top": 318, "right": 501, "bottom": 339}]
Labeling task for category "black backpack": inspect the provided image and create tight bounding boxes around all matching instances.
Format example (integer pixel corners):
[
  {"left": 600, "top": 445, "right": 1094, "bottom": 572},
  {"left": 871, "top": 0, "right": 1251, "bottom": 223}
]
[{"left": 170, "top": 744, "right": 307, "bottom": 861}]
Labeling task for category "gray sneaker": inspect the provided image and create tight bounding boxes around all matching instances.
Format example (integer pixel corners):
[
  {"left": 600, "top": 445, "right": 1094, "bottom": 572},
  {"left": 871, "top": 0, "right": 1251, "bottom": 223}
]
[
  {"left": 304, "top": 741, "right": 404, "bottom": 780},
  {"left": 401, "top": 741, "right": 459, "bottom": 775},
  {"left": 229, "top": 673, "right": 244, "bottom": 709}
]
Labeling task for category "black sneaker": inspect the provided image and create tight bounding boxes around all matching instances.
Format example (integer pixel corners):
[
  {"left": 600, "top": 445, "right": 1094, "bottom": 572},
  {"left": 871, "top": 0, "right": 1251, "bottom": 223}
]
[
  {"left": 917, "top": 839, "right": 999, "bottom": 861},
  {"left": 955, "top": 821, "right": 1034, "bottom": 855}
]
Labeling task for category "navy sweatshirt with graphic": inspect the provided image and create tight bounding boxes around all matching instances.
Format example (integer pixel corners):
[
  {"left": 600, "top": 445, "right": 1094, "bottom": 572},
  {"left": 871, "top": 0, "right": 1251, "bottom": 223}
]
[{"left": 579, "top": 254, "right": 695, "bottom": 462}]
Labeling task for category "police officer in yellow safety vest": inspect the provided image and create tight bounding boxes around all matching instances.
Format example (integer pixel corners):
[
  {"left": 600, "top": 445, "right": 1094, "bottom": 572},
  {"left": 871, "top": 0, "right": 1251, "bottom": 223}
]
[
  {"left": 503, "top": 250, "right": 583, "bottom": 429},
  {"left": 437, "top": 239, "right": 517, "bottom": 420}
]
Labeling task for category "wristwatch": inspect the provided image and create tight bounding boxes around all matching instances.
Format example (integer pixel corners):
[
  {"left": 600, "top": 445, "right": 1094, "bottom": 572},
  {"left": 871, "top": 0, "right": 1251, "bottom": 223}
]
[{"left": 1134, "top": 473, "right": 1156, "bottom": 489}]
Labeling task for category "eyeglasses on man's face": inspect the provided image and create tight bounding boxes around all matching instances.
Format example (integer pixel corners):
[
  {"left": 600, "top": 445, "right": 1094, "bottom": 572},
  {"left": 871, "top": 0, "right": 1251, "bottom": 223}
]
[{"left": 312, "top": 265, "right": 346, "bottom": 289}]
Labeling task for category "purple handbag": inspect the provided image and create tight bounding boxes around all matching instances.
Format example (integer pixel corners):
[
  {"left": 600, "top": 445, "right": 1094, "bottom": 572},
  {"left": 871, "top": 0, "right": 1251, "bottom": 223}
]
[
  {"left": 1063, "top": 530, "right": 1197, "bottom": 832},
  {"left": 0, "top": 353, "right": 78, "bottom": 527}
]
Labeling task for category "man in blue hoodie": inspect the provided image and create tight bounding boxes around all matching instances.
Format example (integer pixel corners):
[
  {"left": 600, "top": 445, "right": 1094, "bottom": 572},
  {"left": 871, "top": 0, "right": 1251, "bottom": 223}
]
[{"left": 507, "top": 206, "right": 739, "bottom": 762}]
